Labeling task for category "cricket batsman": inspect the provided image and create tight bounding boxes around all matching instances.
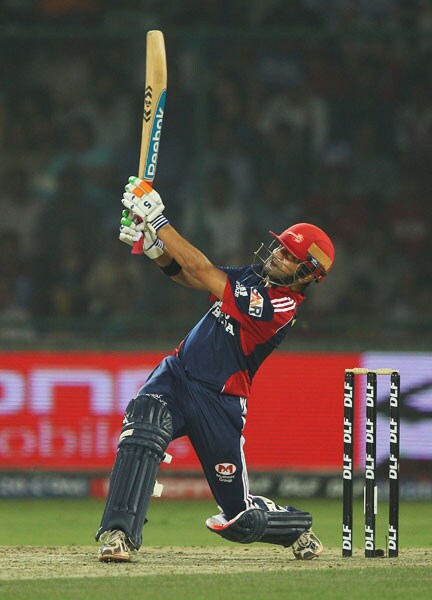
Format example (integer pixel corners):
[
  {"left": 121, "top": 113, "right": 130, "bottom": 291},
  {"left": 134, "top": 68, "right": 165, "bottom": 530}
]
[{"left": 96, "top": 177, "right": 335, "bottom": 561}]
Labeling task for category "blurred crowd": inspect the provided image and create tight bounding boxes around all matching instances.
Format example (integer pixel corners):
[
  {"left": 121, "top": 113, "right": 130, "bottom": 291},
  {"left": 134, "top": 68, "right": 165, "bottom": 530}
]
[{"left": 1, "top": 0, "right": 431, "bottom": 343}]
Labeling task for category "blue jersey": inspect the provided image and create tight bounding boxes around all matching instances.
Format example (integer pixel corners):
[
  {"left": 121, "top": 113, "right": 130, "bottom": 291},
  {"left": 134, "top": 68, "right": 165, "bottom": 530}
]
[{"left": 174, "top": 266, "right": 305, "bottom": 397}]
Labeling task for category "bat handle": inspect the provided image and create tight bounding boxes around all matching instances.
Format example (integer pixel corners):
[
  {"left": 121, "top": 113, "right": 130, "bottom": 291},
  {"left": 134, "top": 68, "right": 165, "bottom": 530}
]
[{"left": 130, "top": 180, "right": 153, "bottom": 254}]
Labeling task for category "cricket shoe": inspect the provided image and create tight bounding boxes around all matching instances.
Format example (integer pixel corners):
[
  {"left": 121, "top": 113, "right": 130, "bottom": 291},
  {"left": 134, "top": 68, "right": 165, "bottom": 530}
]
[
  {"left": 98, "top": 529, "right": 136, "bottom": 562},
  {"left": 291, "top": 529, "right": 323, "bottom": 560}
]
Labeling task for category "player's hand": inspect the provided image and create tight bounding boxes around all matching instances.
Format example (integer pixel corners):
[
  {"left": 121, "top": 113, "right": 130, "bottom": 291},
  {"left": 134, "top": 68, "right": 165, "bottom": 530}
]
[
  {"left": 119, "top": 210, "right": 164, "bottom": 259},
  {"left": 122, "top": 176, "right": 165, "bottom": 224},
  {"left": 119, "top": 209, "right": 143, "bottom": 246}
]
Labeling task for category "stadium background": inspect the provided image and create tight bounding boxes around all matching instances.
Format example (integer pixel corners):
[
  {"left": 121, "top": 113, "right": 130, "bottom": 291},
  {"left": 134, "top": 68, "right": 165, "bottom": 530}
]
[{"left": 0, "top": 1, "right": 431, "bottom": 502}]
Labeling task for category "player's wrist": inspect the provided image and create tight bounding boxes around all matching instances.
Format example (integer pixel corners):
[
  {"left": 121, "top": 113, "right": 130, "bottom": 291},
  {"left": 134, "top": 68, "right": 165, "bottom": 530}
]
[
  {"left": 159, "top": 258, "right": 182, "bottom": 276},
  {"left": 150, "top": 214, "right": 169, "bottom": 232}
]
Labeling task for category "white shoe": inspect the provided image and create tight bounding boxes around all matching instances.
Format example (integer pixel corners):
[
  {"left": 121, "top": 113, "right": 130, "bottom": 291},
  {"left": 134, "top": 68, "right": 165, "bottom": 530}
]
[
  {"left": 291, "top": 529, "right": 323, "bottom": 560},
  {"left": 206, "top": 513, "right": 229, "bottom": 529},
  {"left": 98, "top": 529, "right": 135, "bottom": 562}
]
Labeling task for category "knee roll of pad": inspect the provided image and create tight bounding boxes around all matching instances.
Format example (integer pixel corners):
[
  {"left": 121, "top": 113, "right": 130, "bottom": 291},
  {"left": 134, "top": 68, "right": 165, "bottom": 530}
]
[
  {"left": 96, "top": 394, "right": 173, "bottom": 549},
  {"left": 119, "top": 393, "right": 173, "bottom": 455}
]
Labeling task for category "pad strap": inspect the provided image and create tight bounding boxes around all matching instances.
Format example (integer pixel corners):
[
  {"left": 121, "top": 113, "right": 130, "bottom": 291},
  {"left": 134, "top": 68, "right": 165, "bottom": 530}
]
[{"left": 260, "top": 510, "right": 312, "bottom": 546}]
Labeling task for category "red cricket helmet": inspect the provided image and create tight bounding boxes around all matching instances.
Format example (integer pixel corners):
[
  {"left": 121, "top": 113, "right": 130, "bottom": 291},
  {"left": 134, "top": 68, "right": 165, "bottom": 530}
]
[{"left": 270, "top": 223, "right": 335, "bottom": 282}]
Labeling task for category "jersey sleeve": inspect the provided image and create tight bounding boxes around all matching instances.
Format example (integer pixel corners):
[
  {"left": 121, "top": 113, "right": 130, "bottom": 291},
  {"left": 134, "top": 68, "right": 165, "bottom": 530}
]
[{"left": 209, "top": 266, "right": 249, "bottom": 304}]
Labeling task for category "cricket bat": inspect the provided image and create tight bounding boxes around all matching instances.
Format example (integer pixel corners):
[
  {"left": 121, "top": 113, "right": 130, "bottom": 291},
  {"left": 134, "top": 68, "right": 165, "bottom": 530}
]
[{"left": 132, "top": 30, "right": 167, "bottom": 254}]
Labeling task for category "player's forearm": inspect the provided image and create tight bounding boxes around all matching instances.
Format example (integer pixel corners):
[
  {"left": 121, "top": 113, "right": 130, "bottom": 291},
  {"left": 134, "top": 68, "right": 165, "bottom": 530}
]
[
  {"left": 158, "top": 225, "right": 211, "bottom": 274},
  {"left": 157, "top": 224, "right": 226, "bottom": 298},
  {"left": 153, "top": 239, "right": 208, "bottom": 289},
  {"left": 153, "top": 248, "right": 174, "bottom": 268},
  {"left": 119, "top": 179, "right": 225, "bottom": 295}
]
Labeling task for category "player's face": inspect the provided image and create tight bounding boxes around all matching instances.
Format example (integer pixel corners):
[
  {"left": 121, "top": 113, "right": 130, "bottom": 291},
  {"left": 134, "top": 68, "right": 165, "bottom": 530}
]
[
  {"left": 266, "top": 246, "right": 300, "bottom": 279},
  {"left": 264, "top": 245, "right": 315, "bottom": 286}
]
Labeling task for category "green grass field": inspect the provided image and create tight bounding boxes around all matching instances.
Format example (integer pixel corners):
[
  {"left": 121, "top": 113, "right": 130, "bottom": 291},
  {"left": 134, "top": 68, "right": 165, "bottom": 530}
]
[{"left": 0, "top": 498, "right": 431, "bottom": 599}]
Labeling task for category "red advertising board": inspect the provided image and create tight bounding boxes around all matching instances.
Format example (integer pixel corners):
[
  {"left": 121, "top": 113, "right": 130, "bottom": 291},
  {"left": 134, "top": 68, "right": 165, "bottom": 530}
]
[
  {"left": 0, "top": 351, "right": 358, "bottom": 472},
  {"left": 245, "top": 352, "right": 359, "bottom": 469}
]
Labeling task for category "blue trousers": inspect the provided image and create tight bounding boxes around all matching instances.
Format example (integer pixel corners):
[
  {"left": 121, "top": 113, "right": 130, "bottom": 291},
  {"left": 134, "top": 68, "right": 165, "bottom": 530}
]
[{"left": 138, "top": 355, "right": 253, "bottom": 519}]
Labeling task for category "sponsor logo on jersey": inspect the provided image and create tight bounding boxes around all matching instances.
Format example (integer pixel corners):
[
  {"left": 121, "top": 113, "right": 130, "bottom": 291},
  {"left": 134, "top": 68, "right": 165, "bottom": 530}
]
[
  {"left": 248, "top": 288, "right": 264, "bottom": 317},
  {"left": 215, "top": 463, "right": 237, "bottom": 483},
  {"left": 211, "top": 301, "right": 235, "bottom": 336},
  {"left": 234, "top": 281, "right": 248, "bottom": 297}
]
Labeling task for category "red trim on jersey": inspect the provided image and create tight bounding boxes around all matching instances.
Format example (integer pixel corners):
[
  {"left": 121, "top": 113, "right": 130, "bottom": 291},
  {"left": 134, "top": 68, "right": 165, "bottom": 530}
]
[
  {"left": 172, "top": 339, "right": 185, "bottom": 356},
  {"left": 222, "top": 369, "right": 251, "bottom": 396}
]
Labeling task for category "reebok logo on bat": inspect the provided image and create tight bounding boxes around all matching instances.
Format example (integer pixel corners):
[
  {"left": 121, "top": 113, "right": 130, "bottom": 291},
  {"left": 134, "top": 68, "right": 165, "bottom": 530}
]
[{"left": 145, "top": 90, "right": 167, "bottom": 179}]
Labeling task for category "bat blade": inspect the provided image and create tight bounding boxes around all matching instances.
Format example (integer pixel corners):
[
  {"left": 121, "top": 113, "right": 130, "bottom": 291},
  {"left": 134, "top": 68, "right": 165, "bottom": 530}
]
[{"left": 132, "top": 30, "right": 167, "bottom": 254}]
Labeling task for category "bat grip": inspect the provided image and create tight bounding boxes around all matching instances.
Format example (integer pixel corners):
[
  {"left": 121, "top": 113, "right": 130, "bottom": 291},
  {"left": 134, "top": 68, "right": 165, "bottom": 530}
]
[{"left": 131, "top": 221, "right": 144, "bottom": 254}]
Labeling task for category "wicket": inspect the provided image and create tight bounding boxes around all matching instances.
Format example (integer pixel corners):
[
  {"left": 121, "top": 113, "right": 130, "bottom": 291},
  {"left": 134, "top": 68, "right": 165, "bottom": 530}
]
[{"left": 342, "top": 368, "right": 400, "bottom": 558}]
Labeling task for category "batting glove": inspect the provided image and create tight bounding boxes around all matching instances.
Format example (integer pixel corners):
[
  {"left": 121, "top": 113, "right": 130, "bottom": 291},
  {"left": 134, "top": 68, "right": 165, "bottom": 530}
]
[
  {"left": 119, "top": 210, "right": 164, "bottom": 259},
  {"left": 122, "top": 176, "right": 169, "bottom": 233},
  {"left": 119, "top": 209, "right": 142, "bottom": 245},
  {"left": 142, "top": 221, "right": 165, "bottom": 259}
]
